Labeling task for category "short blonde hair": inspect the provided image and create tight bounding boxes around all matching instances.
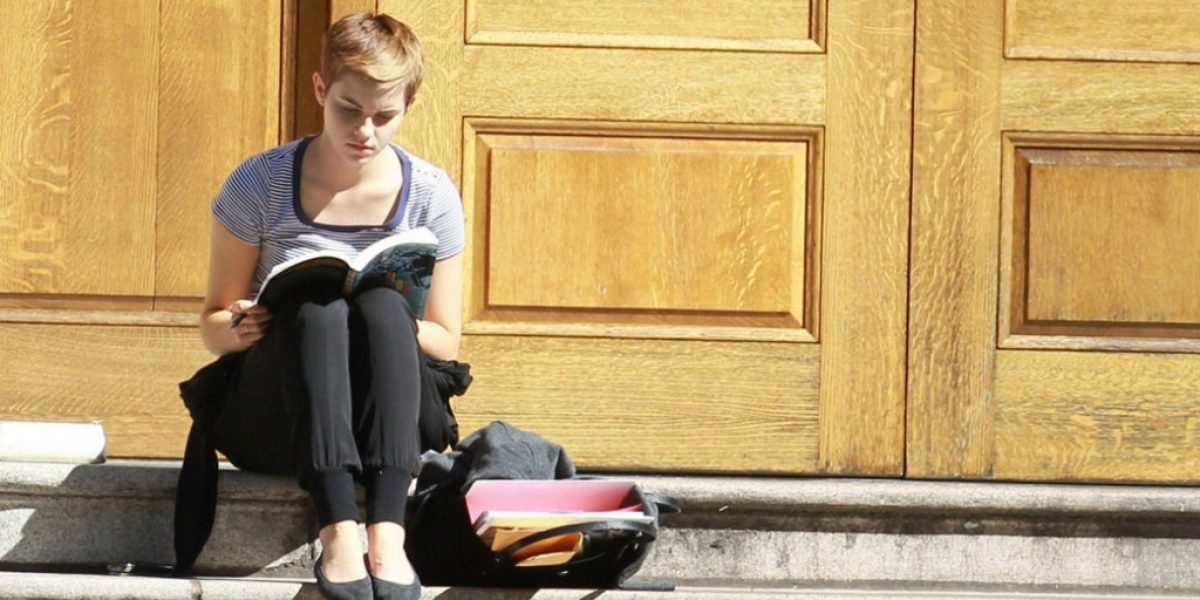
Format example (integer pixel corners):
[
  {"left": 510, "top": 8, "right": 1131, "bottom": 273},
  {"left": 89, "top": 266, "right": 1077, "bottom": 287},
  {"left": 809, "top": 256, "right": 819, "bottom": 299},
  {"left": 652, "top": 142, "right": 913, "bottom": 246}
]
[{"left": 321, "top": 13, "right": 424, "bottom": 106}]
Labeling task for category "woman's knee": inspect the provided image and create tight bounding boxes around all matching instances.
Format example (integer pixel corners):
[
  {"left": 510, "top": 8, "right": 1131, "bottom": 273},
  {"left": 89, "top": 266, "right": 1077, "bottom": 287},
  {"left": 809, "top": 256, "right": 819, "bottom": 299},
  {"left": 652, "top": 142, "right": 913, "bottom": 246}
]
[
  {"left": 352, "top": 287, "right": 416, "bottom": 330},
  {"left": 293, "top": 298, "right": 350, "bottom": 333}
]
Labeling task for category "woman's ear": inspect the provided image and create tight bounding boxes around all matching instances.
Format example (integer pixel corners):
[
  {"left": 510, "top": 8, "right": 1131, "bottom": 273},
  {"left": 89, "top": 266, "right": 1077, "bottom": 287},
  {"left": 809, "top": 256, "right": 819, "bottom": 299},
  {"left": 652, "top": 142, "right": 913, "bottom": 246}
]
[{"left": 312, "top": 72, "right": 326, "bottom": 106}]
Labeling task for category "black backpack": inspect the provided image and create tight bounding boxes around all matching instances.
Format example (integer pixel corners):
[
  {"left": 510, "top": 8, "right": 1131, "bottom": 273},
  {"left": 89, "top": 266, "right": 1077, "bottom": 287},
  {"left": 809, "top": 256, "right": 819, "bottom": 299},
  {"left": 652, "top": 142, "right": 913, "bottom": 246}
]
[{"left": 403, "top": 423, "right": 680, "bottom": 588}]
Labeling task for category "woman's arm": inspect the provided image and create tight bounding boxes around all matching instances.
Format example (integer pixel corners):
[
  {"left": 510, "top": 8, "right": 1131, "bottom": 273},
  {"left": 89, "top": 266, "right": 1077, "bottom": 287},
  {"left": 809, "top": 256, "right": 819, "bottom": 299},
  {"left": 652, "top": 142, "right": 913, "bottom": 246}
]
[
  {"left": 416, "top": 252, "right": 464, "bottom": 360},
  {"left": 199, "top": 218, "right": 271, "bottom": 355}
]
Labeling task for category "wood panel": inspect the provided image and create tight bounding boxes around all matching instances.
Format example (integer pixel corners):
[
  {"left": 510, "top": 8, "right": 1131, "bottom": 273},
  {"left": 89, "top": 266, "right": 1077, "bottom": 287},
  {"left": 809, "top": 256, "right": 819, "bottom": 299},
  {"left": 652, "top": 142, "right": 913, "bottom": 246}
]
[
  {"left": 0, "top": 324, "right": 209, "bottom": 458},
  {"left": 456, "top": 336, "right": 821, "bottom": 473},
  {"left": 1006, "top": 0, "right": 1200, "bottom": 64},
  {"left": 466, "top": 0, "right": 821, "bottom": 53},
  {"left": 1018, "top": 149, "right": 1200, "bottom": 328},
  {"left": 908, "top": 0, "right": 1004, "bottom": 478},
  {"left": 1000, "top": 133, "right": 1200, "bottom": 354},
  {"left": 1002, "top": 61, "right": 1200, "bottom": 136},
  {"left": 818, "top": 0, "right": 912, "bottom": 474},
  {"left": 483, "top": 136, "right": 805, "bottom": 313},
  {"left": 463, "top": 47, "right": 825, "bottom": 125},
  {"left": 0, "top": 1, "right": 157, "bottom": 297},
  {"left": 155, "top": 1, "right": 281, "bottom": 299},
  {"left": 463, "top": 119, "right": 819, "bottom": 343},
  {"left": 994, "top": 350, "right": 1200, "bottom": 484}
]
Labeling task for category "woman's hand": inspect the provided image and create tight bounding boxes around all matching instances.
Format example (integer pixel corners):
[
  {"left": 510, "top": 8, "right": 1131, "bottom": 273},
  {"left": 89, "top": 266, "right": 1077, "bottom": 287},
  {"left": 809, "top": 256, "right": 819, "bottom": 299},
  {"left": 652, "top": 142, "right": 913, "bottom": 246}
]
[{"left": 229, "top": 299, "right": 272, "bottom": 345}]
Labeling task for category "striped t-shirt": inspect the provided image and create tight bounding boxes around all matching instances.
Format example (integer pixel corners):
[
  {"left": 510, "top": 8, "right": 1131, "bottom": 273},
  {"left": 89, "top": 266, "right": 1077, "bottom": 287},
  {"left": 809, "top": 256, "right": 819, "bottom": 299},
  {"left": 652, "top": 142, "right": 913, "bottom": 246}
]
[{"left": 212, "top": 135, "right": 465, "bottom": 296}]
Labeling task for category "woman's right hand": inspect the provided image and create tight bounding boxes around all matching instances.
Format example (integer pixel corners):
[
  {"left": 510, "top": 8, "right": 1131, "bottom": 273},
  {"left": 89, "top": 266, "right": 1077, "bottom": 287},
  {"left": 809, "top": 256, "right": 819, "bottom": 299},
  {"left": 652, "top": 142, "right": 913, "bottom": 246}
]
[{"left": 229, "top": 299, "right": 272, "bottom": 345}]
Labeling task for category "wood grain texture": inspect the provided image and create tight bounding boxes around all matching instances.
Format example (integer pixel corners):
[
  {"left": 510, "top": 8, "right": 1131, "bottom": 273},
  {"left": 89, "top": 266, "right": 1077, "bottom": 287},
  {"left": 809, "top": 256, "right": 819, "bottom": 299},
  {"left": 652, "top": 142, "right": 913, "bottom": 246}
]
[
  {"left": 279, "top": 0, "right": 296, "bottom": 141},
  {"left": 330, "top": 0, "right": 375, "bottom": 20},
  {"left": 155, "top": 1, "right": 281, "bottom": 299},
  {"left": 1005, "top": 0, "right": 1200, "bottom": 64},
  {"left": 464, "top": 316, "right": 814, "bottom": 344},
  {"left": 0, "top": 1, "right": 157, "bottom": 296},
  {"left": 0, "top": 308, "right": 193, "bottom": 327},
  {"left": 70, "top": 1, "right": 158, "bottom": 296},
  {"left": 818, "top": 0, "right": 912, "bottom": 474},
  {"left": 907, "top": 0, "right": 1004, "bottom": 478},
  {"left": 483, "top": 134, "right": 804, "bottom": 313},
  {"left": 1022, "top": 152, "right": 1200, "bottom": 326},
  {"left": 1001, "top": 333, "right": 1200, "bottom": 354},
  {"left": 0, "top": 324, "right": 211, "bottom": 458},
  {"left": 0, "top": 294, "right": 152, "bottom": 312},
  {"left": 384, "top": 0, "right": 465, "bottom": 185},
  {"left": 1002, "top": 61, "right": 1200, "bottom": 136},
  {"left": 994, "top": 350, "right": 1200, "bottom": 484},
  {"left": 463, "top": 46, "right": 825, "bottom": 126},
  {"left": 289, "top": 0, "right": 330, "bottom": 140},
  {"left": 456, "top": 336, "right": 821, "bottom": 473},
  {"left": 466, "top": 0, "right": 819, "bottom": 53},
  {"left": 0, "top": 2, "right": 71, "bottom": 295}
]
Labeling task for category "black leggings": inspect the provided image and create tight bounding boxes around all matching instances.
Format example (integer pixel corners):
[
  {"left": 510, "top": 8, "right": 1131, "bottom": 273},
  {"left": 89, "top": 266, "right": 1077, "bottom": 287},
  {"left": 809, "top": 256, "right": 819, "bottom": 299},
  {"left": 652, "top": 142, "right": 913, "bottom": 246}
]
[{"left": 211, "top": 285, "right": 421, "bottom": 527}]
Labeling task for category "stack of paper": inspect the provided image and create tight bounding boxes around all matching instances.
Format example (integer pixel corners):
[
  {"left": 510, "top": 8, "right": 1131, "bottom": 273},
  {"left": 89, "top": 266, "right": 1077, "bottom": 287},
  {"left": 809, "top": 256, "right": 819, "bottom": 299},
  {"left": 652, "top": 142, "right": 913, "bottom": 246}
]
[{"left": 0, "top": 420, "right": 107, "bottom": 464}]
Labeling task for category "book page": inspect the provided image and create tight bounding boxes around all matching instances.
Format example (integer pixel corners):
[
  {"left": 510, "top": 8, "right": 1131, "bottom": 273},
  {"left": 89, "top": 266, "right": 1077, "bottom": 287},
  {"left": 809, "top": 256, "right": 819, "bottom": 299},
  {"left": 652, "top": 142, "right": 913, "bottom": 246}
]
[{"left": 473, "top": 510, "right": 653, "bottom": 536}]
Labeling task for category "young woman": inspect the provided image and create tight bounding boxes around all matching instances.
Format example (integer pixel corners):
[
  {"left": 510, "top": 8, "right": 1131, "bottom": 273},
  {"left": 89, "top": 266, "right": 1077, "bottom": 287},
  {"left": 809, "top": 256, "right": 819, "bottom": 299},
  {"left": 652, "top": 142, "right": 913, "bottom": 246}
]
[{"left": 194, "top": 13, "right": 463, "bottom": 600}]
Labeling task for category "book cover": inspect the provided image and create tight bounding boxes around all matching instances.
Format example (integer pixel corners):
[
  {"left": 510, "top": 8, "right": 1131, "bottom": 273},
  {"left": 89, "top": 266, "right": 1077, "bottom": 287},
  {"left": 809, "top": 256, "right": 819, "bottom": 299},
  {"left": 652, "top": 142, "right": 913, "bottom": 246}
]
[{"left": 253, "top": 227, "right": 438, "bottom": 317}]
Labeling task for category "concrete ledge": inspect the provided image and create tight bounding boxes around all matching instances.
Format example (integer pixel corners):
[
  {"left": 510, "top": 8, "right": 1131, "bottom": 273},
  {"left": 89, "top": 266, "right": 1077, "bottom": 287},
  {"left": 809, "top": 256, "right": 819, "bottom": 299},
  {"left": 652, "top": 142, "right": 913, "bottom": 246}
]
[
  {"left": 0, "top": 461, "right": 310, "bottom": 576},
  {"left": 0, "top": 572, "right": 1197, "bottom": 600},
  {"left": 1, "top": 461, "right": 1199, "bottom": 589}
]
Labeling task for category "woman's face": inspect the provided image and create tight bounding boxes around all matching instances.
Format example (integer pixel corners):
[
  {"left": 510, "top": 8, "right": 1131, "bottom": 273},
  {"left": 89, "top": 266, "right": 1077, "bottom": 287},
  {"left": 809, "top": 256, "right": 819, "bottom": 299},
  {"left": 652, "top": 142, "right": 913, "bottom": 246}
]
[{"left": 314, "top": 71, "right": 408, "bottom": 165}]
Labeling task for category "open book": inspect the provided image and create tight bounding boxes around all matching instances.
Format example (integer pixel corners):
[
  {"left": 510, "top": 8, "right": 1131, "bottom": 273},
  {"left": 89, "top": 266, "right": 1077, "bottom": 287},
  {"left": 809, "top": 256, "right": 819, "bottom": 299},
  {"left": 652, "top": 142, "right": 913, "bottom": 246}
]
[{"left": 254, "top": 227, "right": 438, "bottom": 318}]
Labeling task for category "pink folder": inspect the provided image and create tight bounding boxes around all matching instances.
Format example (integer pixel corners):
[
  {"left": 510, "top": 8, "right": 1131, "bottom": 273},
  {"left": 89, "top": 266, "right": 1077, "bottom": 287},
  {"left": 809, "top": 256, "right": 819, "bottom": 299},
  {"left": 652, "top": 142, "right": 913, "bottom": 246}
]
[{"left": 464, "top": 479, "right": 643, "bottom": 524}]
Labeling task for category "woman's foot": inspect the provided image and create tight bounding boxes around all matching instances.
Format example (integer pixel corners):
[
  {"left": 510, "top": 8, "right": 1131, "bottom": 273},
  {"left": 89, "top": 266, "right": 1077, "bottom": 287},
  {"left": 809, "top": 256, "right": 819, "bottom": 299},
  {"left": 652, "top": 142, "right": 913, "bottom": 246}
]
[
  {"left": 318, "top": 521, "right": 370, "bottom": 582},
  {"left": 365, "top": 521, "right": 415, "bottom": 584},
  {"left": 369, "top": 573, "right": 420, "bottom": 600},
  {"left": 314, "top": 560, "right": 373, "bottom": 600}
]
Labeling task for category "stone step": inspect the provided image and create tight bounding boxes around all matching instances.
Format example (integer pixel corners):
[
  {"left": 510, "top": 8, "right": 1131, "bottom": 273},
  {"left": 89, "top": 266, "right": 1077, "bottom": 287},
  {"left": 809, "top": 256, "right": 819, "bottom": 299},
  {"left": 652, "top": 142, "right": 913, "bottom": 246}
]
[
  {"left": 1, "top": 461, "right": 1198, "bottom": 592},
  {"left": 1, "top": 572, "right": 1197, "bottom": 600}
]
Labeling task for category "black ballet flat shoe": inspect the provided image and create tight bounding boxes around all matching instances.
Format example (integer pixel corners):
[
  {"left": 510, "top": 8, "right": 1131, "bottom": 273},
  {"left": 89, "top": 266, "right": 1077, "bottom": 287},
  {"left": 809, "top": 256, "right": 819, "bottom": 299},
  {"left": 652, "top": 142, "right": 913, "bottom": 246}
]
[
  {"left": 369, "top": 573, "right": 421, "bottom": 600},
  {"left": 313, "top": 558, "right": 373, "bottom": 600}
]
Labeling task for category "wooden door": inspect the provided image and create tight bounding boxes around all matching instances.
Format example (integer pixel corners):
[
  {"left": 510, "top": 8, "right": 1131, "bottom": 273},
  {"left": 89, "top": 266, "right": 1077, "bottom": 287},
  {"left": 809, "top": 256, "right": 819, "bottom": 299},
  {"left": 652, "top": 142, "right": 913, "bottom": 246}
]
[
  {"left": 909, "top": 0, "right": 1200, "bottom": 483},
  {"left": 391, "top": 1, "right": 913, "bottom": 475},
  {"left": 0, "top": 1, "right": 281, "bottom": 456}
]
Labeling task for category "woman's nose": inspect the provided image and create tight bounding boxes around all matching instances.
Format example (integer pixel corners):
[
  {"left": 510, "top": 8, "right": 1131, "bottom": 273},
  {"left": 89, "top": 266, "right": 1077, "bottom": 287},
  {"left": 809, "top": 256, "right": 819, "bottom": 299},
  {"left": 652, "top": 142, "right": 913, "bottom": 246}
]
[{"left": 354, "top": 116, "right": 373, "bottom": 138}]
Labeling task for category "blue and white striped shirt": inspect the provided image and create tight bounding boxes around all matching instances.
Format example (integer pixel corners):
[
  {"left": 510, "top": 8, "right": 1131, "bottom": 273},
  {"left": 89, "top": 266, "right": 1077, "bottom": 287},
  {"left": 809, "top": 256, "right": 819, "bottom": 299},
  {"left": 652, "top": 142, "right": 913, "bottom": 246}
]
[{"left": 212, "top": 135, "right": 465, "bottom": 296}]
